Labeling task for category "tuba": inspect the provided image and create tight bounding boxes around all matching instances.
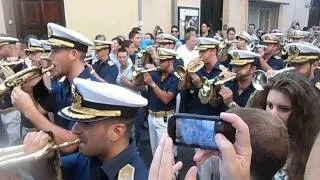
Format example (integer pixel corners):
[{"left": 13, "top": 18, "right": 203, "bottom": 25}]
[
  {"left": 198, "top": 68, "right": 237, "bottom": 104},
  {"left": 174, "top": 60, "right": 204, "bottom": 80},
  {"left": 252, "top": 67, "right": 295, "bottom": 90},
  {"left": 0, "top": 65, "right": 55, "bottom": 97}
]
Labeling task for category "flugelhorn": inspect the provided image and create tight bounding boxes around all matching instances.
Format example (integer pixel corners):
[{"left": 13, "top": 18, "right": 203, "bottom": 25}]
[
  {"left": 132, "top": 66, "right": 160, "bottom": 80},
  {"left": 252, "top": 67, "right": 295, "bottom": 90},
  {"left": 174, "top": 60, "right": 204, "bottom": 80},
  {"left": 198, "top": 68, "right": 237, "bottom": 104},
  {"left": 0, "top": 65, "right": 55, "bottom": 96},
  {"left": 0, "top": 139, "right": 80, "bottom": 168}
]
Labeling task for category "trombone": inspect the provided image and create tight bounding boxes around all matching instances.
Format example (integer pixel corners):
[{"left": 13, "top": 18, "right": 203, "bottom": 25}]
[
  {"left": 252, "top": 67, "right": 295, "bottom": 90},
  {"left": 0, "top": 139, "right": 80, "bottom": 168}
]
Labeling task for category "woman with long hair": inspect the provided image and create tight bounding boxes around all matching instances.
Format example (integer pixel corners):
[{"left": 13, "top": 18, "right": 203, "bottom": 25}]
[{"left": 247, "top": 72, "right": 320, "bottom": 180}]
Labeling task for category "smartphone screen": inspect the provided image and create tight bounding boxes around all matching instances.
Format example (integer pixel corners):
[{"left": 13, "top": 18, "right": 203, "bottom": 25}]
[
  {"left": 176, "top": 118, "right": 217, "bottom": 149},
  {"left": 168, "top": 113, "right": 236, "bottom": 150}
]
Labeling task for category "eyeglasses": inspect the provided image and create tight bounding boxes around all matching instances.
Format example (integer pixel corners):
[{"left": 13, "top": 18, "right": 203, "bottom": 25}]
[{"left": 171, "top": 30, "right": 178, "bottom": 33}]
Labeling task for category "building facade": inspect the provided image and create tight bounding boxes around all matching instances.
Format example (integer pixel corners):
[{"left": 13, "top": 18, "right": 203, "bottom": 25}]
[{"left": 0, "top": 0, "right": 315, "bottom": 40}]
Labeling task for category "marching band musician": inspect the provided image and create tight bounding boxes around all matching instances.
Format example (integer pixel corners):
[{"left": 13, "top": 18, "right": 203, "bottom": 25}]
[
  {"left": 11, "top": 23, "right": 98, "bottom": 153},
  {"left": 178, "top": 37, "right": 226, "bottom": 116},
  {"left": 257, "top": 33, "right": 284, "bottom": 71},
  {"left": 89, "top": 40, "right": 119, "bottom": 84},
  {"left": 23, "top": 78, "right": 149, "bottom": 180},
  {"left": 24, "top": 38, "right": 45, "bottom": 68},
  {"left": 135, "top": 48, "right": 179, "bottom": 155},
  {"left": 235, "top": 31, "right": 252, "bottom": 50},
  {"left": 290, "top": 30, "right": 311, "bottom": 43},
  {"left": 283, "top": 42, "right": 320, "bottom": 93},
  {"left": 0, "top": 36, "right": 22, "bottom": 146},
  {"left": 157, "top": 33, "right": 184, "bottom": 68},
  {"left": 219, "top": 50, "right": 260, "bottom": 108}
]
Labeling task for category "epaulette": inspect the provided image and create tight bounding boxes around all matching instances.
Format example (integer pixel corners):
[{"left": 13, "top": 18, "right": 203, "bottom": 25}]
[{"left": 118, "top": 164, "right": 135, "bottom": 180}]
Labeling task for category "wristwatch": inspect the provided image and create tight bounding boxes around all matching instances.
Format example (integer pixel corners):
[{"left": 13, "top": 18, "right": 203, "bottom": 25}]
[
  {"left": 150, "top": 82, "right": 156, "bottom": 88},
  {"left": 227, "top": 101, "right": 238, "bottom": 108}
]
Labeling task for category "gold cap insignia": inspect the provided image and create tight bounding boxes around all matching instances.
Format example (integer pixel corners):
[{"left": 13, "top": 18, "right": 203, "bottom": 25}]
[
  {"left": 288, "top": 45, "right": 300, "bottom": 57},
  {"left": 233, "top": 52, "right": 240, "bottom": 60}
]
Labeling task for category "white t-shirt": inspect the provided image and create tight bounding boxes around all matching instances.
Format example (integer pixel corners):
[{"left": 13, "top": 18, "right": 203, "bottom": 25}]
[{"left": 176, "top": 45, "right": 199, "bottom": 66}]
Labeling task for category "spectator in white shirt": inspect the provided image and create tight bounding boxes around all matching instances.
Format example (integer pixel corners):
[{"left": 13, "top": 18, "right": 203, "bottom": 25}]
[{"left": 176, "top": 32, "right": 199, "bottom": 66}]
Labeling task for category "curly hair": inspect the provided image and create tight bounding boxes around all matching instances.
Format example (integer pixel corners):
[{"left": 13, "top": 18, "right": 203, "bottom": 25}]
[{"left": 247, "top": 72, "right": 320, "bottom": 180}]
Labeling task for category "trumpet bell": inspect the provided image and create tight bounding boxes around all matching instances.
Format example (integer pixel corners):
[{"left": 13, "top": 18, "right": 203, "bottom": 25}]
[
  {"left": 252, "top": 70, "right": 268, "bottom": 91},
  {"left": 173, "top": 65, "right": 186, "bottom": 80}
]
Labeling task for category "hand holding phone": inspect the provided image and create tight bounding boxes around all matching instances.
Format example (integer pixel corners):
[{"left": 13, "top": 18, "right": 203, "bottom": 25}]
[
  {"left": 194, "top": 112, "right": 252, "bottom": 180},
  {"left": 167, "top": 113, "right": 236, "bottom": 150}
]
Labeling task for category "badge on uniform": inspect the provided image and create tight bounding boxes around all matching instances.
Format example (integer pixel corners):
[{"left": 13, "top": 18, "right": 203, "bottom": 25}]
[
  {"left": 118, "top": 164, "right": 135, "bottom": 180},
  {"left": 315, "top": 82, "right": 320, "bottom": 90},
  {"left": 108, "top": 60, "right": 115, "bottom": 66}
]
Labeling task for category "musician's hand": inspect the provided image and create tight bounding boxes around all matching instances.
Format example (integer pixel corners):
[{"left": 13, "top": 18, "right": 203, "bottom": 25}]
[
  {"left": 21, "top": 75, "right": 42, "bottom": 93},
  {"left": 84, "top": 62, "right": 95, "bottom": 73},
  {"left": 120, "top": 76, "right": 129, "bottom": 84},
  {"left": 144, "top": 73, "right": 155, "bottom": 86},
  {"left": 145, "top": 63, "right": 156, "bottom": 69},
  {"left": 219, "top": 85, "right": 233, "bottom": 105},
  {"left": 42, "top": 73, "right": 52, "bottom": 92},
  {"left": 189, "top": 72, "right": 201, "bottom": 88},
  {"left": 194, "top": 113, "right": 252, "bottom": 180},
  {"left": 23, "top": 131, "right": 52, "bottom": 154},
  {"left": 11, "top": 86, "right": 37, "bottom": 117},
  {"left": 0, "top": 65, "right": 15, "bottom": 78}
]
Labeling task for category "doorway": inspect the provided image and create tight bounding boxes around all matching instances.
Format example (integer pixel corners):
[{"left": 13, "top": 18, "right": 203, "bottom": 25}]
[{"left": 15, "top": 0, "right": 65, "bottom": 39}]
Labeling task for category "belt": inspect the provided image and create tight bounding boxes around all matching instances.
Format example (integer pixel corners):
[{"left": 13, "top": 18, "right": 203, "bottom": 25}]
[{"left": 148, "top": 109, "right": 174, "bottom": 118}]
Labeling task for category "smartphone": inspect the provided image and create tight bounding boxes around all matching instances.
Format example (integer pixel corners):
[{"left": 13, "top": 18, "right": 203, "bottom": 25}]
[{"left": 168, "top": 113, "right": 236, "bottom": 150}]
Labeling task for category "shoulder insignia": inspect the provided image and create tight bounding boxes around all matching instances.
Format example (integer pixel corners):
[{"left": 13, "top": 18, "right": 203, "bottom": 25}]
[
  {"left": 315, "top": 82, "right": 320, "bottom": 90},
  {"left": 118, "top": 164, "right": 135, "bottom": 180},
  {"left": 108, "top": 60, "right": 115, "bottom": 66}
]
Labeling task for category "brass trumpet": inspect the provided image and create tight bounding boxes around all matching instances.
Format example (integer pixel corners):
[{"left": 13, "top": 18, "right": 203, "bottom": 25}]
[
  {"left": 174, "top": 60, "right": 204, "bottom": 80},
  {"left": 198, "top": 70, "right": 237, "bottom": 104},
  {"left": 0, "top": 65, "right": 55, "bottom": 96},
  {"left": 132, "top": 66, "right": 160, "bottom": 80},
  {"left": 252, "top": 67, "right": 295, "bottom": 90},
  {"left": 0, "top": 139, "right": 80, "bottom": 168}
]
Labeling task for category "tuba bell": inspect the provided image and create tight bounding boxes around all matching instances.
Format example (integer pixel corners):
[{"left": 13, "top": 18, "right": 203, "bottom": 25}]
[{"left": 252, "top": 67, "right": 295, "bottom": 90}]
